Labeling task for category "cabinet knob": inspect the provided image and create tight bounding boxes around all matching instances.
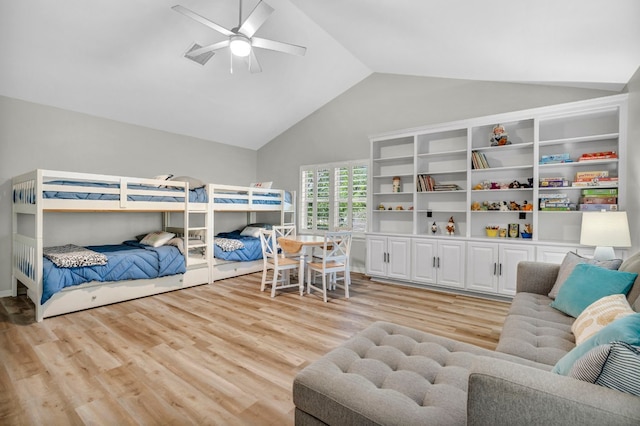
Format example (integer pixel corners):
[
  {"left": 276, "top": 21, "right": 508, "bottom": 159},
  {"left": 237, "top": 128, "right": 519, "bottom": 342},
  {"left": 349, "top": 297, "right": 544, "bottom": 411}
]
[{"left": 493, "top": 263, "right": 497, "bottom": 275}]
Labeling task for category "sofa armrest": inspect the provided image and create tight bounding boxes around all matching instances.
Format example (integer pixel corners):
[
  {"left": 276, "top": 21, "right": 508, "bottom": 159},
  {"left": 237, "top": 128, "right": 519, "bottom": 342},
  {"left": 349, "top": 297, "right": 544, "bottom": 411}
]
[
  {"left": 516, "top": 261, "right": 560, "bottom": 295},
  {"left": 467, "top": 357, "right": 640, "bottom": 426}
]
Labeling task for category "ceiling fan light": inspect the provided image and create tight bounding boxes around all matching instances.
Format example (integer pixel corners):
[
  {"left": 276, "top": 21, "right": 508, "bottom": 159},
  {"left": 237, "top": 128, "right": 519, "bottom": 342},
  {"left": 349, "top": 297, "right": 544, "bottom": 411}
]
[{"left": 229, "top": 35, "right": 251, "bottom": 57}]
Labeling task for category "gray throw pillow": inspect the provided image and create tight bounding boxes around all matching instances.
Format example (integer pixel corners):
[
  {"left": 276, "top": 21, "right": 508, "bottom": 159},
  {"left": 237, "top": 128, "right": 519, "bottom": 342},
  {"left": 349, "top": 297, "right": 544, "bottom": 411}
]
[{"left": 548, "top": 252, "right": 622, "bottom": 299}]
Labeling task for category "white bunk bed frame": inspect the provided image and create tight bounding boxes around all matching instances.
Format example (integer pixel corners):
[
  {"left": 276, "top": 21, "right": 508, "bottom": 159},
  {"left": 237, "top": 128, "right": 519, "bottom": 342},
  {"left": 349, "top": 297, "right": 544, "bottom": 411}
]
[
  {"left": 12, "top": 169, "right": 211, "bottom": 322},
  {"left": 11, "top": 170, "right": 295, "bottom": 321},
  {"left": 207, "top": 184, "right": 296, "bottom": 281}
]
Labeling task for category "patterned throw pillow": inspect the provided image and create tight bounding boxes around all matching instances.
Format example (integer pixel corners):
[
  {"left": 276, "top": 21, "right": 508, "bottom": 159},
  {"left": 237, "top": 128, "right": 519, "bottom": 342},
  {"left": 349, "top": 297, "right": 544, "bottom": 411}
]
[
  {"left": 569, "top": 341, "right": 640, "bottom": 396},
  {"left": 548, "top": 252, "right": 622, "bottom": 299},
  {"left": 140, "top": 231, "right": 175, "bottom": 247},
  {"left": 572, "top": 294, "right": 635, "bottom": 345}
]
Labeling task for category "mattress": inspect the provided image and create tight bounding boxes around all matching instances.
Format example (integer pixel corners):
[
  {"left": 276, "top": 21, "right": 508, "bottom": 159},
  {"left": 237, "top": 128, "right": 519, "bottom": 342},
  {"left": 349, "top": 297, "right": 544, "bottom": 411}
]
[
  {"left": 37, "top": 180, "right": 208, "bottom": 203},
  {"left": 213, "top": 231, "right": 263, "bottom": 261},
  {"left": 42, "top": 241, "right": 185, "bottom": 303}
]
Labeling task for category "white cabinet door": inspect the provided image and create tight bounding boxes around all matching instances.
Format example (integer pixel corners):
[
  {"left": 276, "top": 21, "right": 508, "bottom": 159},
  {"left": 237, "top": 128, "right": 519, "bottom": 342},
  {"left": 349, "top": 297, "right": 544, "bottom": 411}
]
[
  {"left": 366, "top": 235, "right": 388, "bottom": 276},
  {"left": 387, "top": 237, "right": 411, "bottom": 280},
  {"left": 411, "top": 239, "right": 437, "bottom": 284},
  {"left": 498, "top": 245, "right": 535, "bottom": 296},
  {"left": 437, "top": 240, "right": 466, "bottom": 288},
  {"left": 466, "top": 243, "right": 499, "bottom": 293},
  {"left": 536, "top": 245, "right": 576, "bottom": 264}
]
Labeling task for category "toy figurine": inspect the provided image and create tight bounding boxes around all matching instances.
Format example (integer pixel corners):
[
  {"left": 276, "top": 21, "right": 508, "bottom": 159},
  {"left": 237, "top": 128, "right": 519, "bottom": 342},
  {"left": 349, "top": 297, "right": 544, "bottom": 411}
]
[
  {"left": 499, "top": 201, "right": 509, "bottom": 211},
  {"left": 490, "top": 124, "right": 511, "bottom": 146},
  {"left": 446, "top": 217, "right": 455, "bottom": 235},
  {"left": 522, "top": 200, "right": 533, "bottom": 211},
  {"left": 509, "top": 201, "right": 521, "bottom": 211},
  {"left": 471, "top": 201, "right": 481, "bottom": 211},
  {"left": 431, "top": 221, "right": 438, "bottom": 234}
]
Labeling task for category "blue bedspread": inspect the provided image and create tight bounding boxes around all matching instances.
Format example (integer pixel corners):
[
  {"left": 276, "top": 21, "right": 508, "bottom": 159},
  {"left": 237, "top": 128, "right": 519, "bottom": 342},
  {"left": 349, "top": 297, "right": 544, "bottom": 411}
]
[
  {"left": 42, "top": 241, "right": 185, "bottom": 304},
  {"left": 213, "top": 191, "right": 293, "bottom": 205},
  {"left": 37, "top": 180, "right": 208, "bottom": 203},
  {"left": 214, "top": 231, "right": 263, "bottom": 261}
]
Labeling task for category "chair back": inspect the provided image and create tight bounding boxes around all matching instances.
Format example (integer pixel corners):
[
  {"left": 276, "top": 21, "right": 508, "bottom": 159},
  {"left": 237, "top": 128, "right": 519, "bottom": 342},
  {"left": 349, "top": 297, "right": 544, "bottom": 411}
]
[
  {"left": 273, "top": 225, "right": 296, "bottom": 240},
  {"left": 259, "top": 229, "right": 277, "bottom": 263},
  {"left": 322, "top": 231, "right": 352, "bottom": 265}
]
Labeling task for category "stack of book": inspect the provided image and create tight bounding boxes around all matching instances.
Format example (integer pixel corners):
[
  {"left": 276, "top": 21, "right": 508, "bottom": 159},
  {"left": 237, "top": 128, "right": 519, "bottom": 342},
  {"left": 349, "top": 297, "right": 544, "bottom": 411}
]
[
  {"left": 416, "top": 174, "right": 435, "bottom": 192},
  {"left": 578, "top": 151, "right": 618, "bottom": 161},
  {"left": 416, "top": 174, "right": 461, "bottom": 192},
  {"left": 571, "top": 170, "right": 618, "bottom": 187},
  {"left": 471, "top": 151, "right": 489, "bottom": 169},
  {"left": 539, "top": 193, "right": 573, "bottom": 211},
  {"left": 539, "top": 177, "right": 570, "bottom": 187},
  {"left": 578, "top": 188, "right": 618, "bottom": 211}
]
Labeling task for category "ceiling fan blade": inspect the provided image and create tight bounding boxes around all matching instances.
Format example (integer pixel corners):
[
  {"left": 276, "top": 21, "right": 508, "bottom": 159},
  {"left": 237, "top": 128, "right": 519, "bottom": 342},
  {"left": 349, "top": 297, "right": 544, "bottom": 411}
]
[
  {"left": 252, "top": 37, "right": 306, "bottom": 56},
  {"left": 187, "top": 40, "right": 230, "bottom": 57},
  {"left": 238, "top": 1, "right": 274, "bottom": 38},
  {"left": 172, "top": 5, "right": 234, "bottom": 37},
  {"left": 246, "top": 49, "right": 262, "bottom": 73}
]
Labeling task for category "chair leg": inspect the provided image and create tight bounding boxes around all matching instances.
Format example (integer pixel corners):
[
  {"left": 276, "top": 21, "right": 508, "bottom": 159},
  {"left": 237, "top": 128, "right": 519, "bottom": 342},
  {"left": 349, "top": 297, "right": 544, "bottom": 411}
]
[
  {"left": 261, "top": 266, "right": 268, "bottom": 292},
  {"left": 344, "top": 270, "right": 350, "bottom": 299},
  {"left": 321, "top": 273, "right": 328, "bottom": 302},
  {"left": 271, "top": 269, "right": 278, "bottom": 298},
  {"left": 306, "top": 267, "right": 312, "bottom": 294}
]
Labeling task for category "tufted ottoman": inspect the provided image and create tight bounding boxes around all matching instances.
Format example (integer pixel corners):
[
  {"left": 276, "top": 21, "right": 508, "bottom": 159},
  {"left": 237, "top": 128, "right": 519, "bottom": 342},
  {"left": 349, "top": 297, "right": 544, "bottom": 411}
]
[{"left": 293, "top": 321, "right": 545, "bottom": 426}]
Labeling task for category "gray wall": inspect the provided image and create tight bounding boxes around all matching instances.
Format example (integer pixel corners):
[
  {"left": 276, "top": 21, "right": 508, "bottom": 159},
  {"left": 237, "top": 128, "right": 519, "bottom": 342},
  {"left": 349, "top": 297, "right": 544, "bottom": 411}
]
[
  {"left": 0, "top": 96, "right": 257, "bottom": 296},
  {"left": 256, "top": 73, "right": 624, "bottom": 272}
]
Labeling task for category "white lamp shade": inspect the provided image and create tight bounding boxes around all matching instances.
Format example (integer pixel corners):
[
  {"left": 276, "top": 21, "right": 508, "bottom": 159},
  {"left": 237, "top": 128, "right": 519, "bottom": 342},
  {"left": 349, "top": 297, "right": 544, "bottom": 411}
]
[
  {"left": 580, "top": 211, "right": 631, "bottom": 247},
  {"left": 229, "top": 35, "right": 251, "bottom": 57}
]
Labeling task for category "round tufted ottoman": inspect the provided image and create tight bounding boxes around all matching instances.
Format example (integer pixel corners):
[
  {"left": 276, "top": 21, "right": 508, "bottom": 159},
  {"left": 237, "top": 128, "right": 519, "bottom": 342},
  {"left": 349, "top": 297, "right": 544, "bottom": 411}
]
[{"left": 293, "top": 321, "right": 532, "bottom": 426}]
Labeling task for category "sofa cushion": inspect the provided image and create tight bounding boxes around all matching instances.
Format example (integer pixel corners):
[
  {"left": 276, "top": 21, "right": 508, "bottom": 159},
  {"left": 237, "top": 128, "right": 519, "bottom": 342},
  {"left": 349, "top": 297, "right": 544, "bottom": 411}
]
[
  {"left": 550, "top": 264, "right": 637, "bottom": 318},
  {"left": 548, "top": 252, "right": 622, "bottom": 299},
  {"left": 496, "top": 292, "right": 575, "bottom": 366},
  {"left": 572, "top": 294, "right": 634, "bottom": 345},
  {"left": 293, "top": 321, "right": 547, "bottom": 426},
  {"left": 553, "top": 313, "right": 640, "bottom": 375}
]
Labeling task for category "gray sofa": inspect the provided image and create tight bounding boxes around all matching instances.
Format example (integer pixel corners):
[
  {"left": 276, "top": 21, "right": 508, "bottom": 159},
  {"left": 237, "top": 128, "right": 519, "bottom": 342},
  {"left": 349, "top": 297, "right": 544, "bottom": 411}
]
[{"left": 293, "top": 253, "right": 640, "bottom": 425}]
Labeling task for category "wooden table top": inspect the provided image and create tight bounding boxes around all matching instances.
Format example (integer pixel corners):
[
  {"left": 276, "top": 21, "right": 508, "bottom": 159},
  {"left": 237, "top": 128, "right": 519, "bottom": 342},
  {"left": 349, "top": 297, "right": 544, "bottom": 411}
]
[{"left": 278, "top": 235, "right": 325, "bottom": 253}]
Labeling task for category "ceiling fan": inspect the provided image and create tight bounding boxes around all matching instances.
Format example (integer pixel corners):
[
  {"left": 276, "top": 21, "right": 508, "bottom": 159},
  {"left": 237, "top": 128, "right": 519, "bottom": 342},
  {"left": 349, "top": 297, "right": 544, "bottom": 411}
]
[{"left": 172, "top": 1, "right": 306, "bottom": 73}]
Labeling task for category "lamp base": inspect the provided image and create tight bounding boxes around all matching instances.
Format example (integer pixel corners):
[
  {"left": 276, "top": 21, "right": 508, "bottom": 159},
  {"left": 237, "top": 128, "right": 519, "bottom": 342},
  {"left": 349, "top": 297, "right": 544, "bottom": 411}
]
[{"left": 593, "top": 246, "right": 616, "bottom": 261}]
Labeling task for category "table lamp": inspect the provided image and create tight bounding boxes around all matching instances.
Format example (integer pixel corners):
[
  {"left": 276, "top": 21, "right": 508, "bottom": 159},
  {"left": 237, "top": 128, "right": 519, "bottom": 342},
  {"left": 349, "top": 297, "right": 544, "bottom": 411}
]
[{"left": 580, "top": 211, "right": 631, "bottom": 260}]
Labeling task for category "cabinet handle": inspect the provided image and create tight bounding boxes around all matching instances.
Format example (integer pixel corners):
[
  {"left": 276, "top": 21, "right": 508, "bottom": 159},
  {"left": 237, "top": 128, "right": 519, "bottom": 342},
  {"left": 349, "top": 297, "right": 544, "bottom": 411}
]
[
  {"left": 437, "top": 257, "right": 440, "bottom": 268},
  {"left": 433, "top": 256, "right": 436, "bottom": 267},
  {"left": 493, "top": 263, "right": 497, "bottom": 275},
  {"left": 499, "top": 263, "right": 502, "bottom": 276},
  {"left": 387, "top": 252, "right": 390, "bottom": 263}
]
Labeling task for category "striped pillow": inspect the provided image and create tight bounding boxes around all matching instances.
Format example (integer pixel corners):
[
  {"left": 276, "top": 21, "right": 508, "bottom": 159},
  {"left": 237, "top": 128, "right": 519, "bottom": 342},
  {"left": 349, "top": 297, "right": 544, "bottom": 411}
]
[
  {"left": 569, "top": 341, "right": 640, "bottom": 396},
  {"left": 572, "top": 294, "right": 634, "bottom": 345}
]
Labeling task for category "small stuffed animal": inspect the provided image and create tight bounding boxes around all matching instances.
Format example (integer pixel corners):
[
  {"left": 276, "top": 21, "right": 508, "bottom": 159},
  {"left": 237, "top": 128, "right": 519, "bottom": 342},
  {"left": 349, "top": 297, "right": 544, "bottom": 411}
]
[
  {"left": 509, "top": 201, "right": 521, "bottom": 211},
  {"left": 446, "top": 217, "right": 455, "bottom": 235},
  {"left": 499, "top": 201, "right": 509, "bottom": 211},
  {"left": 509, "top": 180, "right": 521, "bottom": 189},
  {"left": 522, "top": 200, "right": 533, "bottom": 211},
  {"left": 524, "top": 224, "right": 533, "bottom": 234},
  {"left": 431, "top": 221, "right": 438, "bottom": 234},
  {"left": 471, "top": 201, "right": 481, "bottom": 211}
]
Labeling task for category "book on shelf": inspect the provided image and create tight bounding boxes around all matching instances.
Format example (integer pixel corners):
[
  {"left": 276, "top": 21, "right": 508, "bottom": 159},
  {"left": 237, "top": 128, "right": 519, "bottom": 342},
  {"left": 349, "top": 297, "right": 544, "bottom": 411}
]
[
  {"left": 571, "top": 180, "right": 619, "bottom": 188},
  {"left": 539, "top": 178, "right": 570, "bottom": 187},
  {"left": 575, "top": 171, "right": 609, "bottom": 179},
  {"left": 416, "top": 174, "right": 435, "bottom": 192},
  {"left": 540, "top": 153, "right": 572, "bottom": 164},
  {"left": 578, "top": 204, "right": 618, "bottom": 211},
  {"left": 581, "top": 188, "right": 618, "bottom": 196},
  {"left": 579, "top": 197, "right": 617, "bottom": 204},
  {"left": 471, "top": 151, "right": 489, "bottom": 169},
  {"left": 433, "top": 184, "right": 462, "bottom": 191},
  {"left": 578, "top": 151, "right": 618, "bottom": 161},
  {"left": 540, "top": 207, "right": 572, "bottom": 211}
]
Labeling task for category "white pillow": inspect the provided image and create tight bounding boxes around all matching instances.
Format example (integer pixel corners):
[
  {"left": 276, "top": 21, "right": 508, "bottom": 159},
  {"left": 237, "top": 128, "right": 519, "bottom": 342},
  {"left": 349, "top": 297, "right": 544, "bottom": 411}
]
[
  {"left": 572, "top": 294, "right": 634, "bottom": 345},
  {"left": 169, "top": 175, "right": 205, "bottom": 189},
  {"left": 240, "top": 226, "right": 262, "bottom": 238},
  {"left": 140, "top": 231, "right": 175, "bottom": 247}
]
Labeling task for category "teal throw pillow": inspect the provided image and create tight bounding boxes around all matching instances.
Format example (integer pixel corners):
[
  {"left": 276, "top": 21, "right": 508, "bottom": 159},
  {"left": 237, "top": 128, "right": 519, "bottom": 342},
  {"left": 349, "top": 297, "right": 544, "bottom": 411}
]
[
  {"left": 553, "top": 313, "right": 640, "bottom": 375},
  {"left": 550, "top": 263, "right": 637, "bottom": 318}
]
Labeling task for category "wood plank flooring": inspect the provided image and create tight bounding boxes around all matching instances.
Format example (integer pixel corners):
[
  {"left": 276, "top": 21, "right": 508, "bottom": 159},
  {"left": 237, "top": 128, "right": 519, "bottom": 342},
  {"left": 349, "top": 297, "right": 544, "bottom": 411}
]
[{"left": 0, "top": 273, "right": 510, "bottom": 425}]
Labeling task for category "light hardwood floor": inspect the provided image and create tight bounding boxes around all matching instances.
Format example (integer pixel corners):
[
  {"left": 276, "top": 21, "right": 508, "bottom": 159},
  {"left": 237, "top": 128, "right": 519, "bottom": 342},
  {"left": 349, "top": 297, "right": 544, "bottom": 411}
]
[{"left": 0, "top": 273, "right": 510, "bottom": 425}]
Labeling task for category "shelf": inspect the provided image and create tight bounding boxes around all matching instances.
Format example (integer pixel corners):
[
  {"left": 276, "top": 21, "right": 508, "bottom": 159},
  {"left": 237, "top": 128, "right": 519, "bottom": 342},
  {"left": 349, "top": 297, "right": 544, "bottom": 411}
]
[
  {"left": 416, "top": 209, "right": 466, "bottom": 214},
  {"left": 471, "top": 210, "right": 533, "bottom": 214},
  {"left": 538, "top": 158, "right": 618, "bottom": 168},
  {"left": 416, "top": 169, "right": 467, "bottom": 176},
  {"left": 373, "top": 173, "right": 414, "bottom": 179},
  {"left": 373, "top": 155, "right": 414, "bottom": 163},
  {"left": 539, "top": 133, "right": 619, "bottom": 147},
  {"left": 416, "top": 149, "right": 467, "bottom": 158},
  {"left": 471, "top": 188, "right": 533, "bottom": 192},
  {"left": 373, "top": 209, "right": 413, "bottom": 213},
  {"left": 472, "top": 142, "right": 534, "bottom": 152},
  {"left": 373, "top": 191, "right": 413, "bottom": 196},
  {"left": 417, "top": 190, "right": 466, "bottom": 194},
  {"left": 471, "top": 165, "right": 533, "bottom": 173}
]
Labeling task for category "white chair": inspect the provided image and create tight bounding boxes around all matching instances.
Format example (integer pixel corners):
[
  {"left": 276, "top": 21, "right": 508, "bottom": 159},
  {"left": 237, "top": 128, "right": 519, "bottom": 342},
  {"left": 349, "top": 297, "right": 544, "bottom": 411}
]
[
  {"left": 260, "top": 229, "right": 301, "bottom": 297},
  {"left": 306, "top": 231, "right": 352, "bottom": 302}
]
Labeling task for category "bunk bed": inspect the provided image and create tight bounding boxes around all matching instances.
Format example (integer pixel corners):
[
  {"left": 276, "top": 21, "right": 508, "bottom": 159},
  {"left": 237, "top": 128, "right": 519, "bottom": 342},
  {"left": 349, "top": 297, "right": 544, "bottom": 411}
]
[
  {"left": 206, "top": 184, "right": 295, "bottom": 280},
  {"left": 11, "top": 170, "right": 295, "bottom": 321},
  {"left": 12, "top": 169, "right": 211, "bottom": 321}
]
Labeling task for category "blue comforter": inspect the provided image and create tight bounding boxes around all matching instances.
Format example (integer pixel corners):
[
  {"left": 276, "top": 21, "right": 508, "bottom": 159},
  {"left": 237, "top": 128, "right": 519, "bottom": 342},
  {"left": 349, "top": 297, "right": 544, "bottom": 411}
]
[
  {"left": 42, "top": 241, "right": 185, "bottom": 304},
  {"left": 214, "top": 231, "right": 263, "bottom": 261}
]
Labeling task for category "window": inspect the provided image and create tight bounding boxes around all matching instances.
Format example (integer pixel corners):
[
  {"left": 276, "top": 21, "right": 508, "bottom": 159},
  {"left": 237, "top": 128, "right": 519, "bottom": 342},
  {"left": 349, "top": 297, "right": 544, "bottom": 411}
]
[{"left": 300, "top": 160, "right": 368, "bottom": 233}]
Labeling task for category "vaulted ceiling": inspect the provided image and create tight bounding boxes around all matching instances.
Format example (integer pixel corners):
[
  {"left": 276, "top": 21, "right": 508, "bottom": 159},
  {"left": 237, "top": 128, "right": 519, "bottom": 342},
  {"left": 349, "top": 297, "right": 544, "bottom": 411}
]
[{"left": 1, "top": 0, "right": 638, "bottom": 150}]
